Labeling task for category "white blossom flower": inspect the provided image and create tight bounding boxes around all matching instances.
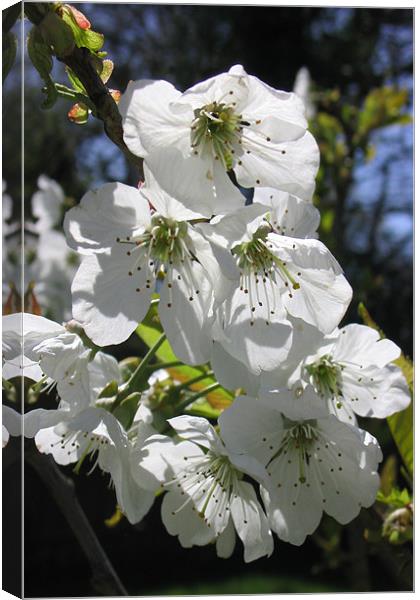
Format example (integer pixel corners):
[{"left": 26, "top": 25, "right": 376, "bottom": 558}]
[
  {"left": 2, "top": 405, "right": 22, "bottom": 447},
  {"left": 219, "top": 395, "right": 382, "bottom": 545},
  {"left": 33, "top": 329, "right": 121, "bottom": 411},
  {"left": 2, "top": 313, "right": 65, "bottom": 381},
  {"left": 253, "top": 187, "right": 320, "bottom": 238},
  {"left": 134, "top": 415, "right": 273, "bottom": 562},
  {"left": 119, "top": 65, "right": 320, "bottom": 217},
  {"left": 283, "top": 323, "right": 412, "bottom": 423},
  {"left": 34, "top": 229, "right": 80, "bottom": 322},
  {"left": 64, "top": 172, "right": 235, "bottom": 364},
  {"left": 293, "top": 67, "right": 315, "bottom": 120},
  {"left": 2, "top": 313, "right": 120, "bottom": 411},
  {"left": 3, "top": 177, "right": 78, "bottom": 321},
  {"left": 31, "top": 175, "right": 65, "bottom": 234},
  {"left": 3, "top": 232, "right": 77, "bottom": 323},
  {"left": 34, "top": 406, "right": 155, "bottom": 524},
  {"left": 203, "top": 204, "right": 352, "bottom": 373}
]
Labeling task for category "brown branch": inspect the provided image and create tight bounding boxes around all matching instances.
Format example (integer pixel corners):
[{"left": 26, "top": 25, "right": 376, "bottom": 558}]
[
  {"left": 24, "top": 443, "right": 128, "bottom": 596},
  {"left": 57, "top": 46, "right": 143, "bottom": 177},
  {"left": 25, "top": 3, "right": 144, "bottom": 178}
]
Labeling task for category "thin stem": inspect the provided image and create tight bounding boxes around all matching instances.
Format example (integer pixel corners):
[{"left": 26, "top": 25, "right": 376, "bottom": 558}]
[
  {"left": 145, "top": 360, "right": 183, "bottom": 372},
  {"left": 173, "top": 370, "right": 214, "bottom": 393},
  {"left": 118, "top": 333, "right": 166, "bottom": 404},
  {"left": 175, "top": 382, "right": 221, "bottom": 413}
]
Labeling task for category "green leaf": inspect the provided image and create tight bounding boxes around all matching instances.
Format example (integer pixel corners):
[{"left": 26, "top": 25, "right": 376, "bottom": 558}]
[
  {"left": 2, "top": 31, "right": 17, "bottom": 82},
  {"left": 61, "top": 9, "right": 104, "bottom": 52},
  {"left": 358, "top": 302, "right": 413, "bottom": 476},
  {"left": 99, "top": 59, "right": 114, "bottom": 84},
  {"left": 38, "top": 11, "right": 75, "bottom": 57},
  {"left": 387, "top": 402, "right": 413, "bottom": 478},
  {"left": 380, "top": 454, "right": 398, "bottom": 496},
  {"left": 320, "top": 208, "right": 334, "bottom": 235},
  {"left": 113, "top": 392, "right": 142, "bottom": 429},
  {"left": 377, "top": 487, "right": 411, "bottom": 509},
  {"left": 65, "top": 66, "right": 86, "bottom": 93},
  {"left": 136, "top": 298, "right": 177, "bottom": 363},
  {"left": 136, "top": 299, "right": 233, "bottom": 411},
  {"left": 357, "top": 87, "right": 411, "bottom": 139},
  {"left": 27, "top": 26, "right": 57, "bottom": 109},
  {"left": 98, "top": 380, "right": 119, "bottom": 399}
]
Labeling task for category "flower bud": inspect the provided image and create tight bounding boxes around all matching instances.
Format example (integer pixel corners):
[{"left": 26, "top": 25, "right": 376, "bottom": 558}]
[
  {"left": 383, "top": 505, "right": 413, "bottom": 545},
  {"left": 62, "top": 4, "right": 91, "bottom": 30}
]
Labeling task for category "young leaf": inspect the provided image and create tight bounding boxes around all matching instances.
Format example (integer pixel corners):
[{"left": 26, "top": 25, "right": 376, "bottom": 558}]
[
  {"left": 358, "top": 302, "right": 413, "bottom": 477},
  {"left": 27, "top": 26, "right": 57, "bottom": 109},
  {"left": 61, "top": 8, "right": 104, "bottom": 52},
  {"left": 68, "top": 102, "right": 90, "bottom": 124}
]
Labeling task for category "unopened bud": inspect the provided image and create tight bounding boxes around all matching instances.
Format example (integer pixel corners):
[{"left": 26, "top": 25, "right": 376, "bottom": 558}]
[
  {"left": 62, "top": 4, "right": 91, "bottom": 30},
  {"left": 383, "top": 505, "right": 413, "bottom": 545}
]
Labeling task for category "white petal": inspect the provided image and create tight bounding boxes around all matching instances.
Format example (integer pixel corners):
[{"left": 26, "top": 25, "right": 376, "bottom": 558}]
[
  {"left": 216, "top": 518, "right": 236, "bottom": 559},
  {"left": 214, "top": 288, "right": 292, "bottom": 375},
  {"left": 333, "top": 324, "right": 401, "bottom": 368},
  {"left": 253, "top": 188, "right": 320, "bottom": 238},
  {"left": 145, "top": 147, "right": 246, "bottom": 218},
  {"left": 141, "top": 163, "right": 204, "bottom": 220},
  {"left": 230, "top": 480, "right": 273, "bottom": 562},
  {"left": 168, "top": 415, "right": 222, "bottom": 452},
  {"left": 32, "top": 175, "right": 64, "bottom": 232},
  {"left": 99, "top": 442, "right": 155, "bottom": 525},
  {"left": 119, "top": 79, "right": 191, "bottom": 158},
  {"left": 2, "top": 355, "right": 43, "bottom": 382},
  {"left": 2, "top": 425, "right": 10, "bottom": 448},
  {"left": 135, "top": 435, "right": 203, "bottom": 490},
  {"left": 161, "top": 489, "right": 215, "bottom": 548},
  {"left": 313, "top": 417, "right": 382, "bottom": 524},
  {"left": 259, "top": 383, "right": 329, "bottom": 421},
  {"left": 243, "top": 76, "right": 307, "bottom": 141},
  {"left": 71, "top": 249, "right": 153, "bottom": 346},
  {"left": 210, "top": 341, "right": 260, "bottom": 396},
  {"left": 342, "top": 364, "right": 411, "bottom": 419},
  {"left": 3, "top": 313, "right": 65, "bottom": 362},
  {"left": 175, "top": 66, "right": 249, "bottom": 112},
  {"left": 235, "top": 130, "right": 319, "bottom": 201},
  {"left": 24, "top": 408, "right": 67, "bottom": 438},
  {"left": 203, "top": 203, "right": 269, "bottom": 247},
  {"left": 158, "top": 262, "right": 213, "bottom": 365},
  {"left": 260, "top": 317, "right": 325, "bottom": 390},
  {"left": 269, "top": 236, "right": 353, "bottom": 333},
  {"left": 187, "top": 225, "right": 237, "bottom": 303},
  {"left": 219, "top": 395, "right": 284, "bottom": 467},
  {"left": 35, "top": 424, "right": 80, "bottom": 465},
  {"left": 2, "top": 405, "right": 22, "bottom": 439},
  {"left": 262, "top": 461, "right": 323, "bottom": 546},
  {"left": 64, "top": 182, "right": 151, "bottom": 254}
]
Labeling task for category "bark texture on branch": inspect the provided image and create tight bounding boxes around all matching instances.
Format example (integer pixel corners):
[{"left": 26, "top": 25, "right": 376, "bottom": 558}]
[
  {"left": 24, "top": 443, "right": 128, "bottom": 596},
  {"left": 58, "top": 46, "right": 144, "bottom": 177}
]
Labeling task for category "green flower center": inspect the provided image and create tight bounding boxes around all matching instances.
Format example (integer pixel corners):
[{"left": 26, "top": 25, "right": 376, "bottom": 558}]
[
  {"left": 267, "top": 421, "right": 318, "bottom": 484},
  {"left": 147, "top": 215, "right": 188, "bottom": 265},
  {"left": 306, "top": 355, "right": 344, "bottom": 407},
  {"left": 191, "top": 101, "right": 242, "bottom": 169},
  {"left": 117, "top": 215, "right": 189, "bottom": 269},
  {"left": 232, "top": 227, "right": 300, "bottom": 325}
]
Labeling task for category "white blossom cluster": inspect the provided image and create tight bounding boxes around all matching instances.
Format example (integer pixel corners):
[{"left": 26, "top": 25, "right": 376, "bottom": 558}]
[
  {"left": 2, "top": 65, "right": 411, "bottom": 561},
  {"left": 2, "top": 176, "right": 79, "bottom": 321}
]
